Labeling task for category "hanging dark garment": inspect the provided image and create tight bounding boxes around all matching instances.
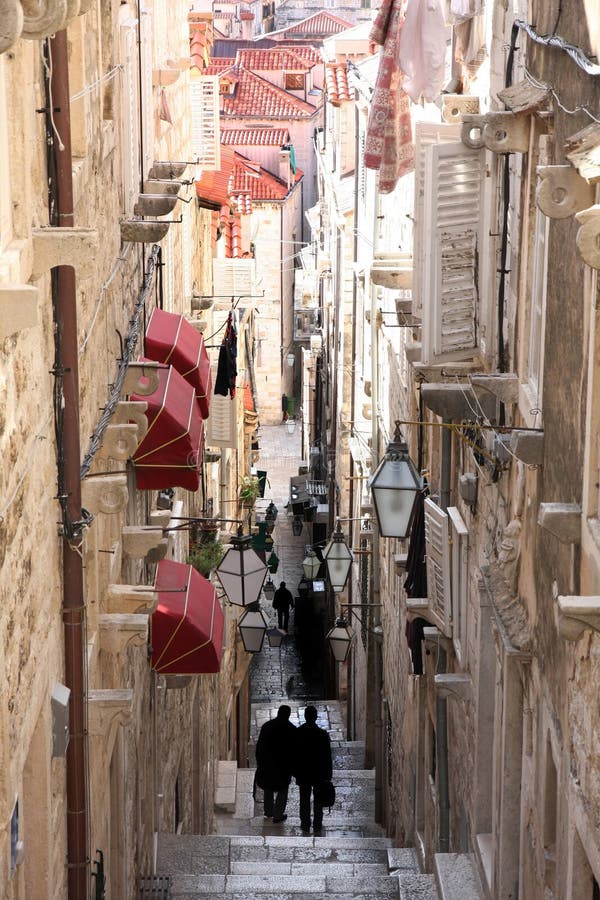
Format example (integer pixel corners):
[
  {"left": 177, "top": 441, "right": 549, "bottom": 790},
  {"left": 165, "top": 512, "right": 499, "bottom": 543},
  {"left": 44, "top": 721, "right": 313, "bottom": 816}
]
[
  {"left": 405, "top": 617, "right": 428, "bottom": 675},
  {"left": 213, "top": 311, "right": 238, "bottom": 397},
  {"left": 404, "top": 489, "right": 427, "bottom": 598}
]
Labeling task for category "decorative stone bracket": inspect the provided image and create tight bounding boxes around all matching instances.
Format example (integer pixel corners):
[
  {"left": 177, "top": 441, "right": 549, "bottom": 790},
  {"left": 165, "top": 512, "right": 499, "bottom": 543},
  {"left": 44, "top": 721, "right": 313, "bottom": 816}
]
[
  {"left": 134, "top": 194, "right": 179, "bottom": 217},
  {"left": 99, "top": 613, "right": 148, "bottom": 655},
  {"left": 462, "top": 112, "right": 530, "bottom": 153},
  {"left": 1, "top": 0, "right": 94, "bottom": 54},
  {"left": 536, "top": 166, "right": 594, "bottom": 219},
  {"left": 120, "top": 220, "right": 170, "bottom": 243},
  {"left": 87, "top": 689, "right": 133, "bottom": 758},
  {"left": 538, "top": 502, "right": 581, "bottom": 544},
  {"left": 420, "top": 383, "right": 497, "bottom": 421},
  {"left": 121, "top": 526, "right": 168, "bottom": 562},
  {"left": 81, "top": 473, "right": 128, "bottom": 516},
  {"left": 0, "top": 284, "right": 38, "bottom": 340},
  {"left": 31, "top": 227, "right": 99, "bottom": 280},
  {"left": 152, "top": 65, "right": 182, "bottom": 87},
  {"left": 575, "top": 205, "right": 600, "bottom": 269},
  {"left": 394, "top": 553, "right": 408, "bottom": 574},
  {"left": 148, "top": 161, "right": 189, "bottom": 181},
  {"left": 470, "top": 373, "right": 519, "bottom": 405},
  {"left": 423, "top": 626, "right": 453, "bottom": 654},
  {"left": 105, "top": 584, "right": 158, "bottom": 615},
  {"left": 434, "top": 673, "right": 473, "bottom": 702},
  {"left": 509, "top": 430, "right": 544, "bottom": 466},
  {"left": 123, "top": 361, "right": 160, "bottom": 397},
  {"left": 405, "top": 598, "right": 429, "bottom": 621},
  {"left": 113, "top": 400, "right": 148, "bottom": 442},
  {"left": 442, "top": 93, "right": 480, "bottom": 125},
  {"left": 557, "top": 595, "right": 600, "bottom": 641},
  {"left": 370, "top": 252, "right": 413, "bottom": 290},
  {"left": 95, "top": 423, "right": 140, "bottom": 462}
]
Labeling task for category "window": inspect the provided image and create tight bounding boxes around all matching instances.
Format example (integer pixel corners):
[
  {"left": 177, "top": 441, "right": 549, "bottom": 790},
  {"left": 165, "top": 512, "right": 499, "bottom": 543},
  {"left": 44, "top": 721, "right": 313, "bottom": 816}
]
[
  {"left": 0, "top": 58, "right": 11, "bottom": 250},
  {"left": 212, "top": 258, "right": 255, "bottom": 295},
  {"left": 285, "top": 73, "right": 304, "bottom": 91},
  {"left": 423, "top": 498, "right": 451, "bottom": 635},
  {"left": 525, "top": 207, "right": 549, "bottom": 419},
  {"left": 120, "top": 21, "right": 140, "bottom": 215},
  {"left": 139, "top": 8, "right": 154, "bottom": 177},
  {"left": 190, "top": 75, "right": 221, "bottom": 170},
  {"left": 448, "top": 506, "right": 468, "bottom": 666}
]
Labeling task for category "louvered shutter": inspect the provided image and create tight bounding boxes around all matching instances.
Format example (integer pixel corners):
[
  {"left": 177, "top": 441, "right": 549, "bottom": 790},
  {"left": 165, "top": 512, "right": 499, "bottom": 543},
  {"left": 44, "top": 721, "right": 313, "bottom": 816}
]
[
  {"left": 0, "top": 62, "right": 11, "bottom": 248},
  {"left": 412, "top": 123, "right": 462, "bottom": 316},
  {"left": 424, "top": 498, "right": 451, "bottom": 635},
  {"left": 421, "top": 141, "right": 486, "bottom": 364},
  {"left": 120, "top": 22, "right": 140, "bottom": 215},
  {"left": 448, "top": 506, "right": 468, "bottom": 666},
  {"left": 213, "top": 259, "right": 256, "bottom": 296},
  {"left": 182, "top": 200, "right": 192, "bottom": 303},
  {"left": 189, "top": 75, "right": 221, "bottom": 171},
  {"left": 139, "top": 7, "right": 154, "bottom": 176},
  {"left": 206, "top": 393, "right": 238, "bottom": 449}
]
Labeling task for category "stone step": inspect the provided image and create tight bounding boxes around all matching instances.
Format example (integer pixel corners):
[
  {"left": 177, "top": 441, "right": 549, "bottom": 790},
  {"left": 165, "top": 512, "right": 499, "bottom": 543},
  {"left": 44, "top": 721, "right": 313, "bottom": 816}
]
[
  {"left": 434, "top": 853, "right": 484, "bottom": 900},
  {"left": 398, "top": 872, "right": 439, "bottom": 899},
  {"left": 214, "top": 760, "right": 237, "bottom": 813},
  {"left": 388, "top": 848, "right": 422, "bottom": 873},
  {"left": 170, "top": 871, "right": 401, "bottom": 895}
]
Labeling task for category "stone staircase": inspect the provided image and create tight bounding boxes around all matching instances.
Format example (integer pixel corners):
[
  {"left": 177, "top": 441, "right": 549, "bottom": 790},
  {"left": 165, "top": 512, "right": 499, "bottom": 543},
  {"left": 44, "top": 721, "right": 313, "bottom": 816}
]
[{"left": 156, "top": 701, "right": 483, "bottom": 899}]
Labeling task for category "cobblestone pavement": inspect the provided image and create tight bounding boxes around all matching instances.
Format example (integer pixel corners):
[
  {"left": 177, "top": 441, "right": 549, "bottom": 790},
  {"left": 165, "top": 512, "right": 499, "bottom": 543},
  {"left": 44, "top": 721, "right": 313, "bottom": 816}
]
[{"left": 250, "top": 424, "right": 325, "bottom": 705}]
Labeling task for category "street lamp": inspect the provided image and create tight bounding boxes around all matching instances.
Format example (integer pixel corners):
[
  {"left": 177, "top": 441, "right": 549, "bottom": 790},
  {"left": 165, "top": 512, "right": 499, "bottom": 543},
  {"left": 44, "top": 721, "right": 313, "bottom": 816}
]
[
  {"left": 291, "top": 515, "right": 303, "bottom": 536},
  {"left": 215, "top": 531, "right": 268, "bottom": 607},
  {"left": 323, "top": 524, "right": 353, "bottom": 592},
  {"left": 286, "top": 418, "right": 297, "bottom": 435},
  {"left": 238, "top": 602, "right": 269, "bottom": 652},
  {"left": 286, "top": 352, "right": 295, "bottom": 368},
  {"left": 264, "top": 501, "right": 278, "bottom": 534},
  {"left": 267, "top": 627, "right": 285, "bottom": 648},
  {"left": 302, "top": 548, "right": 321, "bottom": 580},
  {"left": 369, "top": 422, "right": 422, "bottom": 539},
  {"left": 263, "top": 576, "right": 276, "bottom": 600},
  {"left": 326, "top": 616, "right": 354, "bottom": 663}
]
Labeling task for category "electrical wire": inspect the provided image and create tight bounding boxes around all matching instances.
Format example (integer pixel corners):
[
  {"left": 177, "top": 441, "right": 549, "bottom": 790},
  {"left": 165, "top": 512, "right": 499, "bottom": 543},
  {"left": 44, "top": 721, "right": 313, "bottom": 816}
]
[
  {"left": 523, "top": 66, "right": 600, "bottom": 124},
  {"left": 70, "top": 64, "right": 123, "bottom": 102},
  {"left": 514, "top": 19, "right": 600, "bottom": 77}
]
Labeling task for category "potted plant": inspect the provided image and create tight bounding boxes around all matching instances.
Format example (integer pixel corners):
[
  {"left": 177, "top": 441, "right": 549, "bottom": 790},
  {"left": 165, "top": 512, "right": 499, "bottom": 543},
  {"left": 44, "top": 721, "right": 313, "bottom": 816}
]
[
  {"left": 239, "top": 475, "right": 261, "bottom": 508},
  {"left": 187, "top": 539, "right": 224, "bottom": 578}
]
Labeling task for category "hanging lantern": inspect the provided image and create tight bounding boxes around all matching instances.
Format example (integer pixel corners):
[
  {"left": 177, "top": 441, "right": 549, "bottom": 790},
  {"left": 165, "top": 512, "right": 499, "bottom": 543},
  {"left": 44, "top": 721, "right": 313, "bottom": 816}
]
[
  {"left": 302, "top": 549, "right": 321, "bottom": 581},
  {"left": 369, "top": 422, "right": 422, "bottom": 539},
  {"left": 267, "top": 550, "right": 280, "bottom": 573},
  {"left": 323, "top": 524, "right": 353, "bottom": 592},
  {"left": 216, "top": 531, "right": 268, "bottom": 607},
  {"left": 286, "top": 418, "right": 297, "bottom": 435},
  {"left": 263, "top": 576, "right": 276, "bottom": 599},
  {"left": 326, "top": 616, "right": 354, "bottom": 663},
  {"left": 264, "top": 501, "right": 278, "bottom": 534},
  {"left": 291, "top": 515, "right": 303, "bottom": 536},
  {"left": 267, "top": 627, "right": 285, "bottom": 648},
  {"left": 297, "top": 575, "right": 310, "bottom": 599},
  {"left": 286, "top": 352, "right": 295, "bottom": 368},
  {"left": 238, "top": 602, "right": 269, "bottom": 653}
]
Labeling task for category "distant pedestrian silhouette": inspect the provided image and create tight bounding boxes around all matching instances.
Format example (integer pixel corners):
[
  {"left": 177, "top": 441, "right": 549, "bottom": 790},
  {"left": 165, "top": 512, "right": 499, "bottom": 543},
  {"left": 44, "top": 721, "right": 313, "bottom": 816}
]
[
  {"left": 255, "top": 705, "right": 296, "bottom": 823},
  {"left": 273, "top": 581, "right": 294, "bottom": 632}
]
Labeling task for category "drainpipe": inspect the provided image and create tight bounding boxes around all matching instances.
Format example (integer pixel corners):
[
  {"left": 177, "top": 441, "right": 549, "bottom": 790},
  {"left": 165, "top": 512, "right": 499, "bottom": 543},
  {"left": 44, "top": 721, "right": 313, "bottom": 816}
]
[
  {"left": 437, "top": 425, "right": 451, "bottom": 851},
  {"left": 49, "top": 31, "right": 89, "bottom": 899}
]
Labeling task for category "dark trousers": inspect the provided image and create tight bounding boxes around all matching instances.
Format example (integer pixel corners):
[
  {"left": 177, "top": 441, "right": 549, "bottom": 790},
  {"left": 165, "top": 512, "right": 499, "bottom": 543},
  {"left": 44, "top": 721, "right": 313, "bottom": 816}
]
[
  {"left": 299, "top": 782, "right": 324, "bottom": 829},
  {"left": 263, "top": 784, "right": 289, "bottom": 819},
  {"left": 277, "top": 607, "right": 290, "bottom": 631}
]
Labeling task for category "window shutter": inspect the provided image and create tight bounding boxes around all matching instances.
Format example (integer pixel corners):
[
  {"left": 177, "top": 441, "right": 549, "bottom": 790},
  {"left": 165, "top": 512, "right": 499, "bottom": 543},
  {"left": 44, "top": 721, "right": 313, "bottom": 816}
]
[
  {"left": 213, "top": 258, "right": 256, "bottom": 296},
  {"left": 412, "top": 123, "right": 462, "bottom": 317},
  {"left": 421, "top": 141, "right": 486, "bottom": 365},
  {"left": 139, "top": 8, "right": 154, "bottom": 176},
  {"left": 120, "top": 23, "right": 140, "bottom": 215},
  {"left": 424, "top": 498, "right": 451, "bottom": 636},
  {"left": 447, "top": 506, "right": 468, "bottom": 666},
  {"left": 189, "top": 75, "right": 221, "bottom": 171},
  {"left": 182, "top": 201, "right": 192, "bottom": 303},
  {"left": 0, "top": 61, "right": 11, "bottom": 249},
  {"left": 206, "top": 392, "right": 238, "bottom": 449}
]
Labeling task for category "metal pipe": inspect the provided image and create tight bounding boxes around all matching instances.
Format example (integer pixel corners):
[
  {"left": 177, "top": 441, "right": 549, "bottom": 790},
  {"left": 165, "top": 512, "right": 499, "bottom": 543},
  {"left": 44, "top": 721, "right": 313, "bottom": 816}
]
[
  {"left": 49, "top": 30, "right": 89, "bottom": 899},
  {"left": 441, "top": 418, "right": 452, "bottom": 512}
]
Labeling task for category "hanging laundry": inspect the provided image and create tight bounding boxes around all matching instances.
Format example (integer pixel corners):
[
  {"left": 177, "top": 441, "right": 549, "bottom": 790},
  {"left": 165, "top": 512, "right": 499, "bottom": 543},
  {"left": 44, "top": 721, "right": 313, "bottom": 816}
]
[
  {"left": 455, "top": 13, "right": 487, "bottom": 78},
  {"left": 398, "top": 0, "right": 447, "bottom": 104},
  {"left": 214, "top": 311, "right": 238, "bottom": 398},
  {"left": 364, "top": 0, "right": 415, "bottom": 193}
]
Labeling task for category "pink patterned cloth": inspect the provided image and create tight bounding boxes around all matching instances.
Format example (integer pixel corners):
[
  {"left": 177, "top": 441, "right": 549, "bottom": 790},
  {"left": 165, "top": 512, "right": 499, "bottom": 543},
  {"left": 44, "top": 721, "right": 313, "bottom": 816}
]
[{"left": 364, "top": 0, "right": 415, "bottom": 193}]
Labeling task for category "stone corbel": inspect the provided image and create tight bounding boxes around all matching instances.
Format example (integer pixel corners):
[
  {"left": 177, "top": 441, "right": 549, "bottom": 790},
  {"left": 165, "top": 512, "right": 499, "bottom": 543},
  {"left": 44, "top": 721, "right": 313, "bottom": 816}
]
[
  {"left": 423, "top": 626, "right": 453, "bottom": 654},
  {"left": 557, "top": 595, "right": 600, "bottom": 641},
  {"left": 536, "top": 166, "right": 594, "bottom": 219},
  {"left": 112, "top": 400, "right": 148, "bottom": 442},
  {"left": 405, "top": 598, "right": 429, "bottom": 621},
  {"left": 95, "top": 423, "right": 140, "bottom": 462},
  {"left": 575, "top": 205, "right": 600, "bottom": 269},
  {"left": 120, "top": 220, "right": 170, "bottom": 243},
  {"left": 420, "top": 383, "right": 496, "bottom": 421},
  {"left": 461, "top": 113, "right": 529, "bottom": 153},
  {"left": 122, "top": 361, "right": 160, "bottom": 397},
  {"left": 81, "top": 473, "right": 128, "bottom": 516},
  {"left": 152, "top": 65, "right": 182, "bottom": 87},
  {"left": 509, "top": 430, "right": 544, "bottom": 466},
  {"left": 87, "top": 689, "right": 133, "bottom": 743},
  {"left": 0, "top": 284, "right": 38, "bottom": 339},
  {"left": 21, "top": 0, "right": 67, "bottom": 39},
  {"left": 99, "top": 613, "right": 148, "bottom": 655},
  {"left": 470, "top": 374, "right": 519, "bottom": 405},
  {"left": 121, "top": 526, "right": 168, "bottom": 561},
  {"left": 148, "top": 162, "right": 189, "bottom": 180},
  {"left": 434, "top": 673, "right": 473, "bottom": 702},
  {"left": 30, "top": 227, "right": 99, "bottom": 280},
  {"left": 369, "top": 253, "right": 413, "bottom": 290},
  {"left": 134, "top": 194, "right": 179, "bottom": 217},
  {"left": 442, "top": 94, "right": 480, "bottom": 124},
  {"left": 0, "top": 2, "right": 23, "bottom": 53},
  {"left": 105, "top": 584, "right": 158, "bottom": 615},
  {"left": 394, "top": 553, "right": 408, "bottom": 574},
  {"left": 143, "top": 179, "right": 181, "bottom": 196},
  {"left": 538, "top": 502, "right": 581, "bottom": 544}
]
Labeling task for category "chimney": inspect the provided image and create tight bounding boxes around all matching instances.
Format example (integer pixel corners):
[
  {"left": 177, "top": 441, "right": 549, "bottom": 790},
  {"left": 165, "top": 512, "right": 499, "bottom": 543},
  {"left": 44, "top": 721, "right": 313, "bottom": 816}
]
[{"left": 279, "top": 148, "right": 291, "bottom": 189}]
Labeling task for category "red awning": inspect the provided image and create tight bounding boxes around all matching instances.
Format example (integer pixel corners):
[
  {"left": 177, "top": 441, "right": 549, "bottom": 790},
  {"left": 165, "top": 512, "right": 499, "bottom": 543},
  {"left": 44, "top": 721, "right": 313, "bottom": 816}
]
[
  {"left": 151, "top": 559, "right": 224, "bottom": 674},
  {"left": 145, "top": 308, "right": 212, "bottom": 418},
  {"left": 132, "top": 363, "right": 204, "bottom": 491}
]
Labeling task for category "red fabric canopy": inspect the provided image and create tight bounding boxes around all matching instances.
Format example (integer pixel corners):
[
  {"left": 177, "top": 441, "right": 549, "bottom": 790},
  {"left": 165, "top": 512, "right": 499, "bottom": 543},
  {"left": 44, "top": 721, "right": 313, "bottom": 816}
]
[
  {"left": 151, "top": 559, "right": 224, "bottom": 674},
  {"left": 145, "top": 308, "right": 212, "bottom": 418},
  {"left": 132, "top": 363, "right": 204, "bottom": 491}
]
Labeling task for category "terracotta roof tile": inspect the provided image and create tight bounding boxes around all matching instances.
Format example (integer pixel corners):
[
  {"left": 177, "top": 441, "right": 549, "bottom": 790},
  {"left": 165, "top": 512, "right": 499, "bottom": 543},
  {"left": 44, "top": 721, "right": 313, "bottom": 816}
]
[
  {"left": 278, "top": 11, "right": 352, "bottom": 36},
  {"left": 204, "top": 58, "right": 235, "bottom": 75},
  {"left": 277, "top": 44, "right": 323, "bottom": 65},
  {"left": 236, "top": 48, "right": 311, "bottom": 71},
  {"left": 220, "top": 67, "right": 318, "bottom": 119},
  {"left": 240, "top": 10, "right": 254, "bottom": 19},
  {"left": 325, "top": 62, "right": 351, "bottom": 105},
  {"left": 196, "top": 146, "right": 236, "bottom": 208},
  {"left": 220, "top": 127, "right": 291, "bottom": 146},
  {"left": 231, "top": 155, "right": 303, "bottom": 201}
]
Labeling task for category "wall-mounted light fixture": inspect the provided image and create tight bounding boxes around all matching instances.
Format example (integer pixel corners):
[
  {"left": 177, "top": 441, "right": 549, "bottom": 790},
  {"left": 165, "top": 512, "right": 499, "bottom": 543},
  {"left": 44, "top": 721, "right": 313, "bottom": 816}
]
[
  {"left": 238, "top": 602, "right": 269, "bottom": 652},
  {"left": 216, "top": 530, "right": 267, "bottom": 607},
  {"left": 323, "top": 523, "right": 353, "bottom": 592},
  {"left": 369, "top": 421, "right": 421, "bottom": 539}
]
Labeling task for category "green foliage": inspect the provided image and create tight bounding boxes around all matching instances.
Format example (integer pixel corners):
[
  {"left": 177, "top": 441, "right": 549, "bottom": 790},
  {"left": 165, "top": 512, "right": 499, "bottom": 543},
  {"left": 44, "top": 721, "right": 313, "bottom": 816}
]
[
  {"left": 239, "top": 475, "right": 261, "bottom": 505},
  {"left": 187, "top": 539, "right": 224, "bottom": 577}
]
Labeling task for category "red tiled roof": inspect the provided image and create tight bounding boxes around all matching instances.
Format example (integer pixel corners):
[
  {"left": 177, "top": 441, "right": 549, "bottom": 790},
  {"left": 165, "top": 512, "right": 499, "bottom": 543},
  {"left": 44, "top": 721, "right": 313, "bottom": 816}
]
[
  {"left": 278, "top": 11, "right": 352, "bottom": 36},
  {"left": 240, "top": 10, "right": 254, "bottom": 19},
  {"left": 204, "top": 58, "right": 235, "bottom": 75},
  {"left": 236, "top": 48, "right": 311, "bottom": 71},
  {"left": 231, "top": 155, "right": 303, "bottom": 201},
  {"left": 213, "top": 10, "right": 237, "bottom": 18},
  {"left": 220, "top": 67, "right": 318, "bottom": 119},
  {"left": 277, "top": 44, "right": 323, "bottom": 65},
  {"left": 325, "top": 62, "right": 351, "bottom": 105},
  {"left": 196, "top": 146, "right": 236, "bottom": 208},
  {"left": 220, "top": 126, "right": 290, "bottom": 146}
]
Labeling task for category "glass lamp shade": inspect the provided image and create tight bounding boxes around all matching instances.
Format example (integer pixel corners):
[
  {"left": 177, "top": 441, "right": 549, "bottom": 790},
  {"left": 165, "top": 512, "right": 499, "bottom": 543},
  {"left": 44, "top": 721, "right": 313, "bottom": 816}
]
[
  {"left": 267, "top": 627, "right": 285, "bottom": 648},
  {"left": 369, "top": 434, "right": 421, "bottom": 539},
  {"left": 238, "top": 603, "right": 269, "bottom": 653},
  {"left": 291, "top": 515, "right": 303, "bottom": 536},
  {"left": 297, "top": 576, "right": 310, "bottom": 599},
  {"left": 323, "top": 530, "right": 353, "bottom": 592},
  {"left": 326, "top": 616, "right": 354, "bottom": 663},
  {"left": 286, "top": 418, "right": 296, "bottom": 435},
  {"left": 302, "top": 549, "right": 321, "bottom": 580},
  {"left": 216, "top": 533, "right": 268, "bottom": 607},
  {"left": 263, "top": 577, "right": 276, "bottom": 599},
  {"left": 286, "top": 352, "right": 295, "bottom": 368},
  {"left": 264, "top": 501, "right": 278, "bottom": 532}
]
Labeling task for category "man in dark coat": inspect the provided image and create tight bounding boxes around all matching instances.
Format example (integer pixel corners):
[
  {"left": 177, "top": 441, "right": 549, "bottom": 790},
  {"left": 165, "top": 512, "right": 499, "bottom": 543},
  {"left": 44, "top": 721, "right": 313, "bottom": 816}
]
[
  {"left": 255, "top": 704, "right": 296, "bottom": 823},
  {"left": 294, "top": 705, "right": 332, "bottom": 832},
  {"left": 272, "top": 581, "right": 294, "bottom": 632}
]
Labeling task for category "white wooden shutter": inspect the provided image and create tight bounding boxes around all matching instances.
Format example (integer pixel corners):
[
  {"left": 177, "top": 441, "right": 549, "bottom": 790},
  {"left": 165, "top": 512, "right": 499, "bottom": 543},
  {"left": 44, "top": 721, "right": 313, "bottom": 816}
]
[
  {"left": 182, "top": 200, "right": 192, "bottom": 303},
  {"left": 448, "top": 506, "right": 468, "bottom": 666},
  {"left": 189, "top": 75, "right": 221, "bottom": 171},
  {"left": 424, "top": 498, "right": 451, "bottom": 636},
  {"left": 206, "top": 392, "right": 238, "bottom": 449},
  {"left": 421, "top": 141, "right": 486, "bottom": 364},
  {"left": 120, "top": 22, "right": 140, "bottom": 215},
  {"left": 213, "top": 259, "right": 256, "bottom": 296},
  {"left": 139, "top": 7, "right": 154, "bottom": 177},
  {"left": 0, "top": 60, "right": 11, "bottom": 249},
  {"left": 412, "top": 123, "right": 462, "bottom": 316}
]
